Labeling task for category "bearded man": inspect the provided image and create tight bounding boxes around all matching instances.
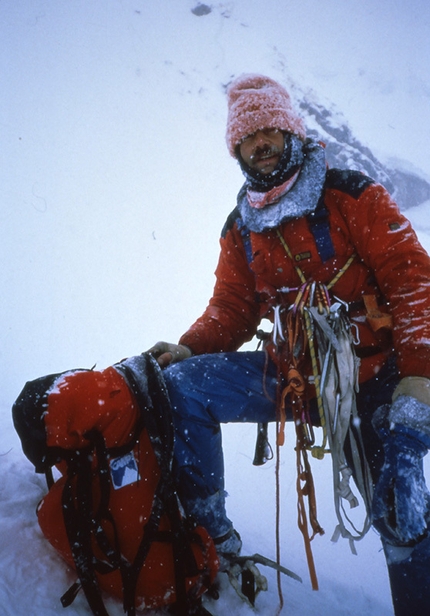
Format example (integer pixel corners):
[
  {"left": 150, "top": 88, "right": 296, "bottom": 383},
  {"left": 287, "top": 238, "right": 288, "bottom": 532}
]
[{"left": 149, "top": 74, "right": 430, "bottom": 616}]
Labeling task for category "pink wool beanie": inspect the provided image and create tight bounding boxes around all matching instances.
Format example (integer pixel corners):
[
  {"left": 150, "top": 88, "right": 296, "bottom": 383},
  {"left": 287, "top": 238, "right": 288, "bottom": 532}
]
[{"left": 226, "top": 74, "right": 307, "bottom": 157}]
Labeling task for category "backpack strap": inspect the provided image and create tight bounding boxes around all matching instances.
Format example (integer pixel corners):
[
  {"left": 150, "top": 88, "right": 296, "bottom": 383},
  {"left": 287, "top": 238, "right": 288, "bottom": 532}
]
[
  {"left": 223, "top": 195, "right": 335, "bottom": 267},
  {"left": 61, "top": 444, "right": 111, "bottom": 616},
  {"left": 236, "top": 217, "right": 253, "bottom": 264},
  {"left": 305, "top": 196, "right": 335, "bottom": 263},
  {"left": 115, "top": 355, "right": 207, "bottom": 615},
  {"left": 307, "top": 168, "right": 374, "bottom": 265},
  {"left": 222, "top": 206, "right": 254, "bottom": 264}
]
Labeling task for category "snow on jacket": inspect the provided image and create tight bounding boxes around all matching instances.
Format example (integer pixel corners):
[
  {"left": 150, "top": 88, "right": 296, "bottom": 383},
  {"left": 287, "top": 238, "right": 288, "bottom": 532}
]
[{"left": 179, "top": 169, "right": 430, "bottom": 384}]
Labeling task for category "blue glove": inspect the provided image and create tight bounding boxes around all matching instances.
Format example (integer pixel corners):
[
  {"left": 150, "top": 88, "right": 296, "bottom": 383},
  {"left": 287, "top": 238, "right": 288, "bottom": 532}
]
[{"left": 372, "top": 410, "right": 430, "bottom": 546}]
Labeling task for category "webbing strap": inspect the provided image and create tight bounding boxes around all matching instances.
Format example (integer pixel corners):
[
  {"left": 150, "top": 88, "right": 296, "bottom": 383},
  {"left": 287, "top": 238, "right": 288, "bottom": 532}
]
[
  {"left": 61, "top": 451, "right": 111, "bottom": 616},
  {"left": 306, "top": 200, "right": 335, "bottom": 263},
  {"left": 295, "top": 445, "right": 322, "bottom": 591},
  {"left": 118, "top": 358, "right": 202, "bottom": 614},
  {"left": 236, "top": 198, "right": 335, "bottom": 268},
  {"left": 237, "top": 217, "right": 253, "bottom": 265}
]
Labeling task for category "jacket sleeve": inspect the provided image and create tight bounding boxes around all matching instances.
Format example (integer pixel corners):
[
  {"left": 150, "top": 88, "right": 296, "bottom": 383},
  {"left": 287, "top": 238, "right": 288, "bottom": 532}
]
[
  {"left": 179, "top": 222, "right": 260, "bottom": 355},
  {"left": 339, "top": 183, "right": 430, "bottom": 379}
]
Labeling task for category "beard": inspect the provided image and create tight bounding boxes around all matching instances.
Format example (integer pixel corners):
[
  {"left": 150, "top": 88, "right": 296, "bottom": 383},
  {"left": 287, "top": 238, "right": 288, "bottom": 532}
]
[{"left": 237, "top": 134, "right": 305, "bottom": 192}]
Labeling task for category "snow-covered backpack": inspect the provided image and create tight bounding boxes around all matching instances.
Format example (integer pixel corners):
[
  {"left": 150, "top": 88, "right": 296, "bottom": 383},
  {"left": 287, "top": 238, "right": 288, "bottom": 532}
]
[{"left": 12, "top": 353, "right": 219, "bottom": 616}]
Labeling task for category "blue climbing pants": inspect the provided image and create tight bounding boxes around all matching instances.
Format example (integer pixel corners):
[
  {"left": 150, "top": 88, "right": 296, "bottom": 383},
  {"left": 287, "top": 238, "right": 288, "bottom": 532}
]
[
  {"left": 164, "top": 351, "right": 279, "bottom": 501},
  {"left": 164, "top": 350, "right": 430, "bottom": 615},
  {"left": 163, "top": 350, "right": 397, "bottom": 500}
]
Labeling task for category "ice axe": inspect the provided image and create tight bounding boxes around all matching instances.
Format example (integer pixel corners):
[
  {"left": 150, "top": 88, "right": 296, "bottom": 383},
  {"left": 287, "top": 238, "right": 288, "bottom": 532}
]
[{"left": 252, "top": 422, "right": 273, "bottom": 466}]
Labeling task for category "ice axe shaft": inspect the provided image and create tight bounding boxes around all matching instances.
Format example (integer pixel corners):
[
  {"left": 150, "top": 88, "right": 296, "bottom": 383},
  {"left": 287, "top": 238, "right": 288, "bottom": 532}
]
[{"left": 253, "top": 422, "right": 273, "bottom": 466}]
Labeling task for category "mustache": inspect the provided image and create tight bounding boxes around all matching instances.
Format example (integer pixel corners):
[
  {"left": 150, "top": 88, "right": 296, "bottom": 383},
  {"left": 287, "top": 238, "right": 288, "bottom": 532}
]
[{"left": 249, "top": 144, "right": 282, "bottom": 163}]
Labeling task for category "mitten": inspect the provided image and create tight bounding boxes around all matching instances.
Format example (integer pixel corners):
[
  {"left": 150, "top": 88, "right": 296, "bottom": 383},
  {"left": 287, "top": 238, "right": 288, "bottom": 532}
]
[
  {"left": 372, "top": 397, "right": 430, "bottom": 546},
  {"left": 147, "top": 341, "right": 192, "bottom": 367}
]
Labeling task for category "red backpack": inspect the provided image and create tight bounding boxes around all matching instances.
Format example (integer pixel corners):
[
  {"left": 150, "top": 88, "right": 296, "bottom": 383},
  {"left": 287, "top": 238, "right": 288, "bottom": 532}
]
[{"left": 12, "top": 354, "right": 219, "bottom": 616}]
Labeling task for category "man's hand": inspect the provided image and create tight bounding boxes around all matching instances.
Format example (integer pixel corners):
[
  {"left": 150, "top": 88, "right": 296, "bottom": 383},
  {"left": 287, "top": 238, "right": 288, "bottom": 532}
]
[{"left": 147, "top": 341, "right": 192, "bottom": 368}]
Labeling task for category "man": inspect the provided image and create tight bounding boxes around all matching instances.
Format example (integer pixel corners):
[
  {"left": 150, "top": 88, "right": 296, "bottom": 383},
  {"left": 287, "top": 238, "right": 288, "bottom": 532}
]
[{"left": 149, "top": 74, "right": 430, "bottom": 614}]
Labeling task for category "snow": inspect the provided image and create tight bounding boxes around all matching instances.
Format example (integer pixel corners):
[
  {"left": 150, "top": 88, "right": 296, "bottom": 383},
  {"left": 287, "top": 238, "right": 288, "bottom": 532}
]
[{"left": 1, "top": 1, "right": 430, "bottom": 614}]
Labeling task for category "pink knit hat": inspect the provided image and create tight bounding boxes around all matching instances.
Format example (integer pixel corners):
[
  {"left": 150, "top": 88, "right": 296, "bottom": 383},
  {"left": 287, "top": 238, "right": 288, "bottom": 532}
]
[{"left": 226, "top": 74, "right": 307, "bottom": 157}]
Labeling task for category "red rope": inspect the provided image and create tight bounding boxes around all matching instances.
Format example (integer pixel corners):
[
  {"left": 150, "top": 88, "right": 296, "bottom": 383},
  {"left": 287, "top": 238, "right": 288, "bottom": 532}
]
[{"left": 275, "top": 434, "right": 284, "bottom": 614}]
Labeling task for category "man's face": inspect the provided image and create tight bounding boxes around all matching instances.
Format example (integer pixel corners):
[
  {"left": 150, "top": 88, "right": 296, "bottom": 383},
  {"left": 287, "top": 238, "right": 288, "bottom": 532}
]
[{"left": 238, "top": 128, "right": 285, "bottom": 175}]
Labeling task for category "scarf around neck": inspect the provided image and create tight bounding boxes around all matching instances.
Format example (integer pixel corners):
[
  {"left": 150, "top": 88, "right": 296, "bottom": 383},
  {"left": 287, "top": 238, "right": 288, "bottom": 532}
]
[
  {"left": 247, "top": 168, "right": 301, "bottom": 209},
  {"left": 236, "top": 139, "right": 327, "bottom": 233}
]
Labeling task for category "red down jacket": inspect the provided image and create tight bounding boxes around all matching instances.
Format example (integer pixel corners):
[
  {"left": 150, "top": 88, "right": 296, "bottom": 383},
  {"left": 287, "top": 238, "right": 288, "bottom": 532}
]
[{"left": 179, "top": 170, "right": 430, "bottom": 384}]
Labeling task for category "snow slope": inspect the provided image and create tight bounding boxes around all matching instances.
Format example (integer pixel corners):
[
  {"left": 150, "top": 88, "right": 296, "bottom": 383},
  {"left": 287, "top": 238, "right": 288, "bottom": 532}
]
[{"left": 1, "top": 1, "right": 430, "bottom": 614}]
